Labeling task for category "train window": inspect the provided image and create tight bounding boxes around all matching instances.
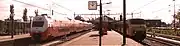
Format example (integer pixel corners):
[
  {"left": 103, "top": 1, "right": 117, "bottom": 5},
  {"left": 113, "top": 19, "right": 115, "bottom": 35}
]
[{"left": 32, "top": 21, "right": 44, "bottom": 27}]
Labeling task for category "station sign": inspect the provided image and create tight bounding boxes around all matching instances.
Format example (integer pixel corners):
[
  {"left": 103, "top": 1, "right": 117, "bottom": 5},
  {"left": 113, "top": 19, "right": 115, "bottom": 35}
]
[{"left": 88, "top": 1, "right": 97, "bottom": 10}]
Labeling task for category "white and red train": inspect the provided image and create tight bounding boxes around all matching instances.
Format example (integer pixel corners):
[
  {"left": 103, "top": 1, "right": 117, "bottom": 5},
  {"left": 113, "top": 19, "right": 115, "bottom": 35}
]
[{"left": 30, "top": 14, "right": 93, "bottom": 42}]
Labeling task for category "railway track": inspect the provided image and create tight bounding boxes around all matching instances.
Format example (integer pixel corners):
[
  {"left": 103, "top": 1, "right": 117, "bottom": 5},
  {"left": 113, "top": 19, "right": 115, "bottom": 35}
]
[
  {"left": 0, "top": 29, "right": 92, "bottom": 46},
  {"left": 41, "top": 29, "right": 92, "bottom": 46},
  {"left": 142, "top": 36, "right": 180, "bottom": 46},
  {"left": 100, "top": 29, "right": 180, "bottom": 46}
]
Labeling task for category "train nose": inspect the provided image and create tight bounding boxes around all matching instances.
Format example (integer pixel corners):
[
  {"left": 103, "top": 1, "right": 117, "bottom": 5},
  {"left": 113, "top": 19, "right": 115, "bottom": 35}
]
[{"left": 134, "top": 31, "right": 146, "bottom": 41}]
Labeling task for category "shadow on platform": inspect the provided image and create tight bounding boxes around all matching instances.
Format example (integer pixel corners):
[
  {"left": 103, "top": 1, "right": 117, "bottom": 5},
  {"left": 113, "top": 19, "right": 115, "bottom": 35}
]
[{"left": 89, "top": 34, "right": 100, "bottom": 37}]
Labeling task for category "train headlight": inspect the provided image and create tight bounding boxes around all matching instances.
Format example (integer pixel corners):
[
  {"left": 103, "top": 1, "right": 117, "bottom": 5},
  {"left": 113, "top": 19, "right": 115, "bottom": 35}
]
[
  {"left": 34, "top": 31, "right": 41, "bottom": 33},
  {"left": 134, "top": 31, "right": 136, "bottom": 34},
  {"left": 35, "top": 31, "right": 38, "bottom": 33}
]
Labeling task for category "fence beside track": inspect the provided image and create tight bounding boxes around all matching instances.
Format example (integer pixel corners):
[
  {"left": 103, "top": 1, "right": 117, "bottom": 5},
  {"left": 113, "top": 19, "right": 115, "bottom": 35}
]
[{"left": 0, "top": 20, "right": 30, "bottom": 35}]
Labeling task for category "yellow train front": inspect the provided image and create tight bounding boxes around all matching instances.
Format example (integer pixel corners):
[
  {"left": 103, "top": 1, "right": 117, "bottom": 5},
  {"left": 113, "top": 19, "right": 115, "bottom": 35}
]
[{"left": 30, "top": 14, "right": 93, "bottom": 42}]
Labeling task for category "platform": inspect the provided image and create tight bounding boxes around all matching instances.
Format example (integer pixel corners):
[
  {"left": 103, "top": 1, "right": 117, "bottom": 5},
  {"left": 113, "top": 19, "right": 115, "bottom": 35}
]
[
  {"left": 0, "top": 34, "right": 30, "bottom": 42},
  {"left": 58, "top": 31, "right": 143, "bottom": 46}
]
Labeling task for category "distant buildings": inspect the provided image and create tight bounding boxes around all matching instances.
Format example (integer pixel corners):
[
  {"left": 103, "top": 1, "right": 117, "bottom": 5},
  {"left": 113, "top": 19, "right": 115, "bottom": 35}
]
[
  {"left": 145, "top": 19, "right": 168, "bottom": 27},
  {"left": 92, "top": 15, "right": 114, "bottom": 24},
  {"left": 91, "top": 15, "right": 114, "bottom": 30},
  {"left": 145, "top": 19, "right": 161, "bottom": 27}
]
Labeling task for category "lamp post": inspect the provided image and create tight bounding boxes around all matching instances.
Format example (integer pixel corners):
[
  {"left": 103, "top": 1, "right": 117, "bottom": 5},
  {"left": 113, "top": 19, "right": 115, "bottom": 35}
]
[
  {"left": 123, "top": 0, "right": 127, "bottom": 45},
  {"left": 99, "top": 0, "right": 102, "bottom": 46},
  {"left": 173, "top": 0, "right": 176, "bottom": 32},
  {"left": 98, "top": 1, "right": 111, "bottom": 46}
]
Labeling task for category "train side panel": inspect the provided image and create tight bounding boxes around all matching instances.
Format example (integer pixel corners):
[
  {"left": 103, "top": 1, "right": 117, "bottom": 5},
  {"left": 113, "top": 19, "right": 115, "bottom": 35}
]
[{"left": 30, "top": 14, "right": 93, "bottom": 42}]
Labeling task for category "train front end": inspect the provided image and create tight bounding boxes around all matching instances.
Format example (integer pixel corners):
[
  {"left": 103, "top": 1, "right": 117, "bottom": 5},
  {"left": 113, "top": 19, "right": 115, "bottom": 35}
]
[
  {"left": 128, "top": 18, "right": 146, "bottom": 41},
  {"left": 30, "top": 15, "right": 48, "bottom": 42},
  {"left": 132, "top": 25, "right": 146, "bottom": 41}
]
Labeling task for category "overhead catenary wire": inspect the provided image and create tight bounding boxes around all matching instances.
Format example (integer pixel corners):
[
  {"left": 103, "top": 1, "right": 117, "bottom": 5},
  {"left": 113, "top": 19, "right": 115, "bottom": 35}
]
[
  {"left": 132, "top": 0, "right": 158, "bottom": 12},
  {"left": 152, "top": 4, "right": 180, "bottom": 13},
  {"left": 12, "top": 0, "right": 67, "bottom": 15},
  {"left": 52, "top": 2, "right": 73, "bottom": 12}
]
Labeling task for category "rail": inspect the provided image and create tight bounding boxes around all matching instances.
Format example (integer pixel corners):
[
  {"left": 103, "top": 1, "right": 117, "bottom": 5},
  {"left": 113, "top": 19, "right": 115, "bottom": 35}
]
[
  {"left": 147, "top": 32, "right": 180, "bottom": 41},
  {"left": 146, "top": 36, "right": 180, "bottom": 46},
  {"left": 146, "top": 32, "right": 180, "bottom": 45}
]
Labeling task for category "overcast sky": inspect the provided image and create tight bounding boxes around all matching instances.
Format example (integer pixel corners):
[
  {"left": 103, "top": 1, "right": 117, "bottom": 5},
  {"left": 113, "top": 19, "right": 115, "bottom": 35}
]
[{"left": 1, "top": 0, "right": 180, "bottom": 23}]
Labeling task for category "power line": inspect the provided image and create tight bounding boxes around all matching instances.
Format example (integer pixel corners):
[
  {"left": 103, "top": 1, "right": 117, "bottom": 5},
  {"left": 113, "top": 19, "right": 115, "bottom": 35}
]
[
  {"left": 152, "top": 4, "right": 180, "bottom": 13},
  {"left": 52, "top": 2, "right": 73, "bottom": 12},
  {"left": 132, "top": 0, "right": 158, "bottom": 12},
  {"left": 152, "top": 6, "right": 171, "bottom": 13},
  {"left": 12, "top": 0, "right": 67, "bottom": 15},
  {"left": 13, "top": 0, "right": 48, "bottom": 10}
]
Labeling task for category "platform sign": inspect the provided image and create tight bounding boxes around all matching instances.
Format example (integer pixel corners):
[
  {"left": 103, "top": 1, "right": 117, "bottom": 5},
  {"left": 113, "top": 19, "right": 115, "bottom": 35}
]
[{"left": 88, "top": 1, "right": 97, "bottom": 10}]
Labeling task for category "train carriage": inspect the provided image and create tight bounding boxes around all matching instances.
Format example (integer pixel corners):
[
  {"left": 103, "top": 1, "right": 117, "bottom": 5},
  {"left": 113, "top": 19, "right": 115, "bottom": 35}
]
[{"left": 30, "top": 14, "right": 93, "bottom": 42}]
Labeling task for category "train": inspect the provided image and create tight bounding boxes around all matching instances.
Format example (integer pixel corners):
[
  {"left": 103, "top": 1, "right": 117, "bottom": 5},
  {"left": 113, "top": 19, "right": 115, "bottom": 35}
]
[
  {"left": 30, "top": 14, "right": 93, "bottom": 42},
  {"left": 112, "top": 18, "right": 146, "bottom": 41}
]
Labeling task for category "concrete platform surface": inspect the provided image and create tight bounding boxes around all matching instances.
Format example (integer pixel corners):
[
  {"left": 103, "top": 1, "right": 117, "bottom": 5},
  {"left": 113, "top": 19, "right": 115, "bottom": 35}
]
[
  {"left": 58, "top": 31, "right": 143, "bottom": 46},
  {"left": 0, "top": 34, "right": 30, "bottom": 42}
]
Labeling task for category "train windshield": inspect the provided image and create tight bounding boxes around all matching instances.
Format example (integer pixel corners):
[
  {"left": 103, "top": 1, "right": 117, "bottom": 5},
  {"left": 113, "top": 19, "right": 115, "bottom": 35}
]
[
  {"left": 32, "top": 21, "right": 44, "bottom": 27},
  {"left": 129, "top": 19, "right": 145, "bottom": 24}
]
